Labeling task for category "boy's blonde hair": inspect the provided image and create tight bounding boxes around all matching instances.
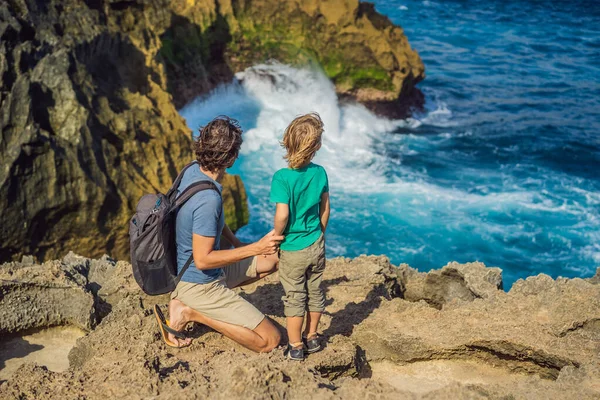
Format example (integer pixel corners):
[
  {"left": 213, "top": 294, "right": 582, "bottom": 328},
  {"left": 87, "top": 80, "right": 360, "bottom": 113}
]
[{"left": 281, "top": 113, "right": 324, "bottom": 169}]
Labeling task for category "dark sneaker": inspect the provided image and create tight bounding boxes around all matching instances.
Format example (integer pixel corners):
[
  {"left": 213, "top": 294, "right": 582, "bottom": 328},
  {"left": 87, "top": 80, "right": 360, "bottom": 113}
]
[
  {"left": 286, "top": 344, "right": 304, "bottom": 361},
  {"left": 303, "top": 334, "right": 322, "bottom": 354}
]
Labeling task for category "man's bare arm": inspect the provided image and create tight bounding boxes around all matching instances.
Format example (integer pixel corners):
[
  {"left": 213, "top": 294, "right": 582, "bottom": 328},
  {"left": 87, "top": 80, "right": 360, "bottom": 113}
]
[
  {"left": 319, "top": 192, "right": 330, "bottom": 232},
  {"left": 193, "top": 230, "right": 283, "bottom": 270},
  {"left": 274, "top": 203, "right": 289, "bottom": 236}
]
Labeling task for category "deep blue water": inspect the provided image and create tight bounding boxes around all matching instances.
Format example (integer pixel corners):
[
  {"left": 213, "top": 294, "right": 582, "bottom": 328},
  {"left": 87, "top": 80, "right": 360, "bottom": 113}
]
[{"left": 181, "top": 0, "right": 600, "bottom": 287}]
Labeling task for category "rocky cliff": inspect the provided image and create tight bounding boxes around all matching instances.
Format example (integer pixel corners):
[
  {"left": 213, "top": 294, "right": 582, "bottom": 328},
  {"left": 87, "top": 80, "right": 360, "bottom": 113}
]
[
  {"left": 1, "top": 255, "right": 599, "bottom": 399},
  {"left": 0, "top": 0, "right": 249, "bottom": 263},
  {"left": 0, "top": 0, "right": 423, "bottom": 263}
]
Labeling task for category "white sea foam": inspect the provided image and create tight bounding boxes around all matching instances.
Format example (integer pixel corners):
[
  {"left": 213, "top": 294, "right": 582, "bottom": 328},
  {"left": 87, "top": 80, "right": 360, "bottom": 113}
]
[{"left": 418, "top": 103, "right": 457, "bottom": 127}]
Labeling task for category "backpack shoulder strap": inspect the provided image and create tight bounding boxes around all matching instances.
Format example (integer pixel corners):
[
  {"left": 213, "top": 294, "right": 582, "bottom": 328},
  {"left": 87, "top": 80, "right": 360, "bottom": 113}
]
[
  {"left": 166, "top": 160, "right": 198, "bottom": 198},
  {"left": 177, "top": 255, "right": 195, "bottom": 281},
  {"left": 174, "top": 180, "right": 221, "bottom": 209}
]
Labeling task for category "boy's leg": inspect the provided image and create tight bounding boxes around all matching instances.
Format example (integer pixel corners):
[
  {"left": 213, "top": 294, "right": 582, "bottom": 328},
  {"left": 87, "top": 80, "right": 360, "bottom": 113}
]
[
  {"left": 286, "top": 316, "right": 304, "bottom": 345},
  {"left": 303, "top": 311, "right": 322, "bottom": 338},
  {"left": 279, "top": 250, "right": 309, "bottom": 346},
  {"left": 305, "top": 234, "right": 326, "bottom": 337}
]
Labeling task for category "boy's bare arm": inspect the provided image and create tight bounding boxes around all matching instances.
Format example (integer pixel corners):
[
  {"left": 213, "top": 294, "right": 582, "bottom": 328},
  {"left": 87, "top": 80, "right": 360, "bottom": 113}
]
[
  {"left": 274, "top": 203, "right": 290, "bottom": 236},
  {"left": 319, "top": 192, "right": 330, "bottom": 232}
]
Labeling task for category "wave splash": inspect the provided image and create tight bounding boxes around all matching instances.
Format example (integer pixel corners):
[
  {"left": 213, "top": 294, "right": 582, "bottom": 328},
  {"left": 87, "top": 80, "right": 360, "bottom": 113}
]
[{"left": 235, "top": 63, "right": 411, "bottom": 187}]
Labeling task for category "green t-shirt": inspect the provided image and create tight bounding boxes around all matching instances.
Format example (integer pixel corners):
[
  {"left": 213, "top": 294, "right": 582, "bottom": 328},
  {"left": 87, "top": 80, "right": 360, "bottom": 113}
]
[{"left": 269, "top": 163, "right": 329, "bottom": 251}]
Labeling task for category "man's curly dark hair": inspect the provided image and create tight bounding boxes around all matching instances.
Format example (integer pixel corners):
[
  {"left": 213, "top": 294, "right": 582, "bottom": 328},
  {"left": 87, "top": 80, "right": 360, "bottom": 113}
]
[{"left": 194, "top": 116, "right": 243, "bottom": 173}]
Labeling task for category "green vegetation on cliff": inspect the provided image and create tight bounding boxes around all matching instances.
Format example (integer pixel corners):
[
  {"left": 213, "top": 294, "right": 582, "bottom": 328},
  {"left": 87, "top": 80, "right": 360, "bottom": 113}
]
[{"left": 229, "top": 10, "right": 398, "bottom": 92}]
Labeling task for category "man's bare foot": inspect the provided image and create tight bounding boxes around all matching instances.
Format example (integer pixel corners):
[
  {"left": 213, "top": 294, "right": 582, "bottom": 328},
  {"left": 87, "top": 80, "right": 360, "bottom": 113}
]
[{"left": 168, "top": 299, "right": 192, "bottom": 347}]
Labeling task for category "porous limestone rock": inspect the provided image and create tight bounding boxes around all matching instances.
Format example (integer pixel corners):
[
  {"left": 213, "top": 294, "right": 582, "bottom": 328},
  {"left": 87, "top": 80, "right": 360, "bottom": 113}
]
[
  {"left": 0, "top": 256, "right": 96, "bottom": 333},
  {"left": 0, "top": 0, "right": 250, "bottom": 263},
  {"left": 401, "top": 261, "right": 503, "bottom": 309},
  {"left": 1, "top": 255, "right": 599, "bottom": 399}
]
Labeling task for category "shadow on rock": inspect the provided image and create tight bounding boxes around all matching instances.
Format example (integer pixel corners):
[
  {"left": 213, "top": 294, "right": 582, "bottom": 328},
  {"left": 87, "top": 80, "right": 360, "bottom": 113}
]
[
  {"left": 323, "top": 282, "right": 391, "bottom": 338},
  {"left": 241, "top": 281, "right": 285, "bottom": 318},
  {"left": 0, "top": 335, "right": 44, "bottom": 375},
  {"left": 159, "top": 10, "right": 234, "bottom": 109}
]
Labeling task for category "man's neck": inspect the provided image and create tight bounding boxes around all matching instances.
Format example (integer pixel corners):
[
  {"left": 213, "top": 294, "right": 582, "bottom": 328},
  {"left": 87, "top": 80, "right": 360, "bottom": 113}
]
[{"left": 200, "top": 166, "right": 225, "bottom": 183}]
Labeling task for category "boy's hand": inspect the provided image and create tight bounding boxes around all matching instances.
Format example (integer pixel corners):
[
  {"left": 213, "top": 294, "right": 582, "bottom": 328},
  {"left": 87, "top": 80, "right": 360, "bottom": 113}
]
[{"left": 254, "top": 230, "right": 284, "bottom": 255}]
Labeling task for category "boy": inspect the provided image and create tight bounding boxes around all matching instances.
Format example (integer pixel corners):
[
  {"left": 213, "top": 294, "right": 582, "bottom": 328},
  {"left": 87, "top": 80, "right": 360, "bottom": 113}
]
[{"left": 270, "top": 113, "right": 331, "bottom": 361}]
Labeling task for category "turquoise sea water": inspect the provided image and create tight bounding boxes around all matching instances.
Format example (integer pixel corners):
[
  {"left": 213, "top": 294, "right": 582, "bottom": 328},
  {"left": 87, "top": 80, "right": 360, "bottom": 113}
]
[{"left": 181, "top": 0, "right": 600, "bottom": 287}]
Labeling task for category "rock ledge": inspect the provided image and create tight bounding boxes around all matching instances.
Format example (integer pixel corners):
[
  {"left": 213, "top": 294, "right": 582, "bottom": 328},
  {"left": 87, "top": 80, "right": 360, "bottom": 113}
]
[{"left": 1, "top": 254, "right": 599, "bottom": 399}]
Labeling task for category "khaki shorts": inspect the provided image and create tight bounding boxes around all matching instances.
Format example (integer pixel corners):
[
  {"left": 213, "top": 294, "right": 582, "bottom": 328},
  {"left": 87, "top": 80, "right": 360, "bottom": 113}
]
[
  {"left": 279, "top": 233, "right": 326, "bottom": 317},
  {"left": 171, "top": 257, "right": 265, "bottom": 330}
]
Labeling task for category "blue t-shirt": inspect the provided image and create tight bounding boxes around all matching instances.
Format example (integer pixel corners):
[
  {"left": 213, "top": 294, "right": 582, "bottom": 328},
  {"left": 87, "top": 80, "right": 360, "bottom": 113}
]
[{"left": 175, "top": 164, "right": 224, "bottom": 284}]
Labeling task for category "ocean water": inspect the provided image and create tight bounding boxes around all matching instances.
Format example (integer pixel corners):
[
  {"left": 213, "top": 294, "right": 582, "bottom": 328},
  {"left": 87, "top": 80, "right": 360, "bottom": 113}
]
[{"left": 180, "top": 0, "right": 600, "bottom": 287}]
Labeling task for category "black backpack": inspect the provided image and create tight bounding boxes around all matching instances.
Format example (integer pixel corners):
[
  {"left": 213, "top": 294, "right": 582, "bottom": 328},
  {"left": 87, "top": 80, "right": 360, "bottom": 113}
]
[{"left": 129, "top": 161, "right": 220, "bottom": 295}]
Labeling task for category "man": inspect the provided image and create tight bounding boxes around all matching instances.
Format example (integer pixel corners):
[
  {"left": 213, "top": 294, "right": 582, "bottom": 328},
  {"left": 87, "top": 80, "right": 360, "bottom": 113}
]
[{"left": 157, "top": 116, "right": 283, "bottom": 352}]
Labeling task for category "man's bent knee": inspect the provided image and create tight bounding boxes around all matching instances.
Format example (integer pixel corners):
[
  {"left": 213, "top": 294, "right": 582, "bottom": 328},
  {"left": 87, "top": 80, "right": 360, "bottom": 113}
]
[
  {"left": 254, "top": 318, "right": 281, "bottom": 352},
  {"left": 260, "top": 330, "right": 281, "bottom": 353}
]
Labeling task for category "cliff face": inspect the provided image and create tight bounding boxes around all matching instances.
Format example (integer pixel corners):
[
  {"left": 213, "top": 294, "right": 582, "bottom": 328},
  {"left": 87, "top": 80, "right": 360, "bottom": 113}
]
[
  {"left": 0, "top": 0, "right": 422, "bottom": 263},
  {"left": 1, "top": 255, "right": 599, "bottom": 398},
  {"left": 0, "top": 0, "right": 250, "bottom": 263}
]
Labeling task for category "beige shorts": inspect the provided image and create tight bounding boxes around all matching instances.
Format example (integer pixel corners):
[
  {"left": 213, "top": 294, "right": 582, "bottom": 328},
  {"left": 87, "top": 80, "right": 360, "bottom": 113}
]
[{"left": 171, "top": 257, "right": 265, "bottom": 330}]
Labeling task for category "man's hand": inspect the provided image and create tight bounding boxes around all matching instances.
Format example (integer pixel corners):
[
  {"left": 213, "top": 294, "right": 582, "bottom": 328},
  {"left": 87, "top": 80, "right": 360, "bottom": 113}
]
[{"left": 254, "top": 230, "right": 284, "bottom": 255}]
